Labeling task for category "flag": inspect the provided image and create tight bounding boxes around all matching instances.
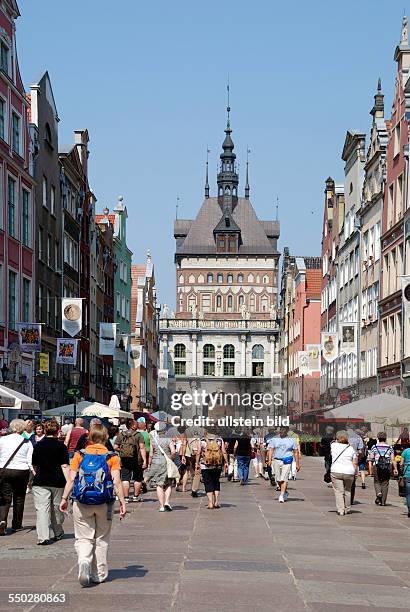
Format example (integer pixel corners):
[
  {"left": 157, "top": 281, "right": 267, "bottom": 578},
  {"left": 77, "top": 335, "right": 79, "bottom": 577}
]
[
  {"left": 99, "top": 323, "right": 116, "bottom": 356},
  {"left": 340, "top": 322, "right": 357, "bottom": 355},
  {"left": 39, "top": 352, "right": 49, "bottom": 374},
  {"left": 56, "top": 338, "right": 78, "bottom": 365},
  {"left": 62, "top": 298, "right": 82, "bottom": 337},
  {"left": 16, "top": 323, "right": 41, "bottom": 352},
  {"left": 321, "top": 332, "right": 339, "bottom": 363}
]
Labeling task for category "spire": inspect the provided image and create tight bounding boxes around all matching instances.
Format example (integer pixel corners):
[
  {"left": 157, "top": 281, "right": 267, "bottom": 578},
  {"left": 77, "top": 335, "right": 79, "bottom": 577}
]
[
  {"left": 245, "top": 147, "right": 250, "bottom": 199},
  {"left": 205, "top": 148, "right": 210, "bottom": 198},
  {"left": 275, "top": 197, "right": 279, "bottom": 221},
  {"left": 370, "top": 77, "right": 384, "bottom": 118},
  {"left": 217, "top": 83, "right": 239, "bottom": 211},
  {"left": 401, "top": 15, "right": 408, "bottom": 46}
]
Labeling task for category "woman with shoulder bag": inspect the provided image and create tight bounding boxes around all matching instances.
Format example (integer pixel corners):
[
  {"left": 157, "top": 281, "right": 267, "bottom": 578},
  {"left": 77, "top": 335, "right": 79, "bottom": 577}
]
[
  {"left": 330, "top": 431, "right": 358, "bottom": 516},
  {"left": 144, "top": 422, "right": 177, "bottom": 512},
  {"left": 0, "top": 419, "right": 33, "bottom": 535}
]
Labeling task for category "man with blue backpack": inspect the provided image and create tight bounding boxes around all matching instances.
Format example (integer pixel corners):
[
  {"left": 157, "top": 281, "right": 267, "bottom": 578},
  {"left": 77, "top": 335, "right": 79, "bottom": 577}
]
[{"left": 59, "top": 423, "right": 126, "bottom": 587}]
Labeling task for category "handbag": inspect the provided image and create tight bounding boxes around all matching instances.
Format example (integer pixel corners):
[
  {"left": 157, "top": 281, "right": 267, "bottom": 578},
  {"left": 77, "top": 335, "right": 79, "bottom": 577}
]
[
  {"left": 0, "top": 438, "right": 28, "bottom": 484},
  {"left": 154, "top": 433, "right": 180, "bottom": 480},
  {"left": 398, "top": 476, "right": 406, "bottom": 497}
]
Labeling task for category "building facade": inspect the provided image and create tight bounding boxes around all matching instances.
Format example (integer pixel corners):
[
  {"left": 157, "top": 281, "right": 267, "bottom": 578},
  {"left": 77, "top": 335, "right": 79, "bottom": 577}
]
[
  {"left": 378, "top": 19, "right": 409, "bottom": 395},
  {"left": 29, "top": 71, "right": 64, "bottom": 409},
  {"left": 358, "top": 81, "right": 387, "bottom": 396},
  {"left": 0, "top": 0, "right": 35, "bottom": 407},
  {"left": 159, "top": 112, "right": 281, "bottom": 417},
  {"left": 130, "top": 252, "right": 158, "bottom": 412}
]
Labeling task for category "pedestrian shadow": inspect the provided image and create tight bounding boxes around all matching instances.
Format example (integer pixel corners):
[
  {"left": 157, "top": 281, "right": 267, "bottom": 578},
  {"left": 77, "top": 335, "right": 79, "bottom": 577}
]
[
  {"left": 104, "top": 565, "right": 148, "bottom": 582},
  {"left": 328, "top": 509, "right": 362, "bottom": 514},
  {"left": 168, "top": 505, "right": 189, "bottom": 511}
]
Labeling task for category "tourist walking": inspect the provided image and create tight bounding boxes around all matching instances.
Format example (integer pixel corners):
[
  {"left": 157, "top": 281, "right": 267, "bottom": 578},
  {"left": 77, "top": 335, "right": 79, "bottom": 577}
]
[
  {"left": 33, "top": 423, "right": 46, "bottom": 446},
  {"left": 32, "top": 420, "right": 70, "bottom": 545},
  {"left": 65, "top": 418, "right": 87, "bottom": 459},
  {"left": 330, "top": 431, "right": 357, "bottom": 516},
  {"left": 0, "top": 419, "right": 33, "bottom": 535},
  {"left": 234, "top": 435, "right": 252, "bottom": 484},
  {"left": 400, "top": 446, "right": 410, "bottom": 517},
  {"left": 144, "top": 422, "right": 177, "bottom": 511},
  {"left": 59, "top": 424, "right": 126, "bottom": 586},
  {"left": 196, "top": 431, "right": 228, "bottom": 509},
  {"left": 115, "top": 420, "right": 147, "bottom": 503},
  {"left": 367, "top": 432, "right": 397, "bottom": 506},
  {"left": 267, "top": 426, "right": 300, "bottom": 502},
  {"left": 320, "top": 426, "right": 335, "bottom": 482}
]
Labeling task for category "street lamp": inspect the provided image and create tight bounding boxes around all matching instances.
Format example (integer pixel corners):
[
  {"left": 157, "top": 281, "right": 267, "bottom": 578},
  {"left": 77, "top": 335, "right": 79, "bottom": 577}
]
[
  {"left": 329, "top": 384, "right": 339, "bottom": 408},
  {"left": 70, "top": 368, "right": 80, "bottom": 421}
]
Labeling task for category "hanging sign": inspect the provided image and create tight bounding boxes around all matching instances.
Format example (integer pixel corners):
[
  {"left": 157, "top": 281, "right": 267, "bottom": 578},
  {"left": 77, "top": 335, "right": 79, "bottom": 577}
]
[
  {"left": 56, "top": 338, "right": 78, "bottom": 365},
  {"left": 62, "top": 298, "right": 82, "bottom": 337},
  {"left": 321, "top": 332, "right": 339, "bottom": 363},
  {"left": 340, "top": 322, "right": 357, "bottom": 355},
  {"left": 16, "top": 323, "right": 41, "bottom": 352},
  {"left": 99, "top": 322, "right": 116, "bottom": 356}
]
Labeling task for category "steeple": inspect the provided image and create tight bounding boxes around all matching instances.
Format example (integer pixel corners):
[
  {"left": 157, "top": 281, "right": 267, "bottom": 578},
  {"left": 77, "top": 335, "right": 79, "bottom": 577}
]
[
  {"left": 205, "top": 148, "right": 210, "bottom": 198},
  {"left": 394, "top": 15, "right": 410, "bottom": 62},
  {"left": 370, "top": 78, "right": 384, "bottom": 118},
  {"left": 217, "top": 88, "right": 239, "bottom": 211},
  {"left": 245, "top": 148, "right": 250, "bottom": 199}
]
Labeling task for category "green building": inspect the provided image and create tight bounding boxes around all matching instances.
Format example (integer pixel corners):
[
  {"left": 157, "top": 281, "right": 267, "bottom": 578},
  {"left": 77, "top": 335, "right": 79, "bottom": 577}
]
[{"left": 111, "top": 197, "right": 133, "bottom": 394}]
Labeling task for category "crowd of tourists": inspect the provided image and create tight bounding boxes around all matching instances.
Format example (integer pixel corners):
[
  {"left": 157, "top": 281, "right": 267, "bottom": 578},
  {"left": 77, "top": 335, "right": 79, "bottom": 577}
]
[
  {"left": 320, "top": 425, "right": 410, "bottom": 516},
  {"left": 0, "top": 414, "right": 408, "bottom": 587}
]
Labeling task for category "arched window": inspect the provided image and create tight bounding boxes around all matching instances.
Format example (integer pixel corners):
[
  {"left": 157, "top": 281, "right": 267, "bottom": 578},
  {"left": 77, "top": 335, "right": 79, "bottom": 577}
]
[
  {"left": 261, "top": 296, "right": 269, "bottom": 311},
  {"left": 223, "top": 343, "right": 235, "bottom": 376},
  {"left": 219, "top": 186, "right": 223, "bottom": 196},
  {"left": 198, "top": 274, "right": 204, "bottom": 283},
  {"left": 179, "top": 274, "right": 184, "bottom": 284},
  {"left": 227, "top": 273, "right": 233, "bottom": 284},
  {"left": 207, "top": 273, "right": 213, "bottom": 283},
  {"left": 238, "top": 295, "right": 244, "bottom": 306},
  {"left": 223, "top": 344, "right": 235, "bottom": 359},
  {"left": 217, "top": 273, "right": 223, "bottom": 284},
  {"left": 203, "top": 344, "right": 215, "bottom": 359},
  {"left": 233, "top": 187, "right": 237, "bottom": 196},
  {"left": 248, "top": 273, "right": 254, "bottom": 283},
  {"left": 250, "top": 294, "right": 256, "bottom": 311},
  {"left": 252, "top": 344, "right": 264, "bottom": 377},
  {"left": 216, "top": 295, "right": 222, "bottom": 308},
  {"left": 237, "top": 274, "right": 243, "bottom": 283},
  {"left": 252, "top": 344, "right": 264, "bottom": 360},
  {"left": 174, "top": 344, "right": 186, "bottom": 359},
  {"left": 203, "top": 343, "right": 215, "bottom": 376},
  {"left": 227, "top": 295, "right": 233, "bottom": 309},
  {"left": 225, "top": 186, "right": 231, "bottom": 195},
  {"left": 263, "top": 275, "right": 269, "bottom": 284}
]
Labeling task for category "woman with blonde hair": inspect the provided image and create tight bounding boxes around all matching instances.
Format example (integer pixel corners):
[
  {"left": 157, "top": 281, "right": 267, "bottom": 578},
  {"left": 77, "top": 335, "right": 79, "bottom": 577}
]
[
  {"left": 60, "top": 424, "right": 126, "bottom": 586},
  {"left": 0, "top": 419, "right": 33, "bottom": 535},
  {"left": 330, "top": 431, "right": 358, "bottom": 516}
]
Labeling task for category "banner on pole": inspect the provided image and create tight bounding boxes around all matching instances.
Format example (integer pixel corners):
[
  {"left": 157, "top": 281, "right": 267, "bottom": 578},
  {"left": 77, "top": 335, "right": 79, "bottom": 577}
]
[
  {"left": 16, "top": 323, "right": 41, "bottom": 352},
  {"left": 321, "top": 332, "right": 339, "bottom": 363},
  {"left": 56, "top": 338, "right": 78, "bottom": 365},
  {"left": 298, "top": 351, "right": 310, "bottom": 376},
  {"left": 128, "top": 343, "right": 141, "bottom": 369},
  {"left": 62, "top": 298, "right": 82, "bottom": 337},
  {"left": 340, "top": 322, "right": 357, "bottom": 355},
  {"left": 114, "top": 332, "right": 129, "bottom": 361},
  {"left": 157, "top": 368, "right": 169, "bottom": 389},
  {"left": 99, "top": 323, "right": 116, "bottom": 356}
]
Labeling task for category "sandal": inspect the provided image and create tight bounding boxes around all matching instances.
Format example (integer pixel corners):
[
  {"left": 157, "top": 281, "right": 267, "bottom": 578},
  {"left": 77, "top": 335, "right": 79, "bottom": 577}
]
[{"left": 206, "top": 505, "right": 214, "bottom": 509}]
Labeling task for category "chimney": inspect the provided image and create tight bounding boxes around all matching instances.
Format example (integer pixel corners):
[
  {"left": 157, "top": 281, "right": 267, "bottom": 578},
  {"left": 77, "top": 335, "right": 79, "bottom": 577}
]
[{"left": 74, "top": 129, "right": 89, "bottom": 176}]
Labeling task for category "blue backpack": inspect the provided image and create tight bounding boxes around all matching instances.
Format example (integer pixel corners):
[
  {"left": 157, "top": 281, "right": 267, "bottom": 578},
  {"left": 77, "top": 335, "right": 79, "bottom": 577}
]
[{"left": 73, "top": 451, "right": 115, "bottom": 505}]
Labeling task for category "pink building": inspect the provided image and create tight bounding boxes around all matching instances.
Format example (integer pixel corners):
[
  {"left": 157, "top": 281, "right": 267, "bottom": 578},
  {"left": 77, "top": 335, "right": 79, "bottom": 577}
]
[
  {"left": 286, "top": 256, "right": 322, "bottom": 421},
  {"left": 0, "top": 0, "right": 35, "bottom": 401}
]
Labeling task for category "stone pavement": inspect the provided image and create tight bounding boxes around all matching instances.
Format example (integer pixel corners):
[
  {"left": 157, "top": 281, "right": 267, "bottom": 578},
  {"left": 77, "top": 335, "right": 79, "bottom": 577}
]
[{"left": 1, "top": 457, "right": 410, "bottom": 611}]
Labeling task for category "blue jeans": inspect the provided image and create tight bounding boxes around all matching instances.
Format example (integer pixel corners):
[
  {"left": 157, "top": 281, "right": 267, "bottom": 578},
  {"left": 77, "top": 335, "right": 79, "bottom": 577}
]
[
  {"left": 405, "top": 478, "right": 410, "bottom": 512},
  {"left": 237, "top": 456, "right": 251, "bottom": 482}
]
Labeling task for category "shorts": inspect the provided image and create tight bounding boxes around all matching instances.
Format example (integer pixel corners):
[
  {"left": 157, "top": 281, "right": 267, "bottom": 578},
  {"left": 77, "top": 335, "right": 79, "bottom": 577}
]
[
  {"left": 358, "top": 460, "right": 366, "bottom": 471},
  {"left": 272, "top": 459, "right": 292, "bottom": 483},
  {"left": 201, "top": 468, "right": 221, "bottom": 493},
  {"left": 120, "top": 457, "right": 143, "bottom": 482}
]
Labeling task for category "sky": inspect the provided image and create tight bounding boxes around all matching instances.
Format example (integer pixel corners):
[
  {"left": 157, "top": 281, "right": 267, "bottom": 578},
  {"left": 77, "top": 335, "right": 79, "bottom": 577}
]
[{"left": 18, "top": 0, "right": 405, "bottom": 306}]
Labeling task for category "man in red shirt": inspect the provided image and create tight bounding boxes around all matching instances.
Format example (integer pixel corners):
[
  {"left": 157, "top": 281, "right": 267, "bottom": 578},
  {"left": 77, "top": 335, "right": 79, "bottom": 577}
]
[{"left": 64, "top": 418, "right": 87, "bottom": 459}]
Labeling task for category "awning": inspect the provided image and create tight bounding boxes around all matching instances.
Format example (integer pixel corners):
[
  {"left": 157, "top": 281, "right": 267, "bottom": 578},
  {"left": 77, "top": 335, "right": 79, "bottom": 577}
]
[
  {"left": 44, "top": 400, "right": 131, "bottom": 420},
  {"left": 323, "top": 393, "right": 410, "bottom": 425},
  {"left": 0, "top": 385, "right": 39, "bottom": 411}
]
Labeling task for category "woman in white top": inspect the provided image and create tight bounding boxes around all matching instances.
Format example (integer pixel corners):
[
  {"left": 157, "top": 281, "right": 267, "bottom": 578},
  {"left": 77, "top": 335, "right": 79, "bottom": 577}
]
[
  {"left": 330, "top": 431, "right": 358, "bottom": 516},
  {"left": 0, "top": 419, "right": 33, "bottom": 535}
]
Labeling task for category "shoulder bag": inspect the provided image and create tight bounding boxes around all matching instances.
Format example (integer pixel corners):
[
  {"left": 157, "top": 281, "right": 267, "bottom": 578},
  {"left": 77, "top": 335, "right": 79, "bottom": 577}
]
[
  {"left": 0, "top": 438, "right": 28, "bottom": 484},
  {"left": 154, "top": 433, "right": 180, "bottom": 480}
]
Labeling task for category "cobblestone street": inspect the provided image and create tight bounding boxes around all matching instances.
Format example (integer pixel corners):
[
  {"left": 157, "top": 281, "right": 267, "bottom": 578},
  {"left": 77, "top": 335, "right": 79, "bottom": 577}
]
[{"left": 1, "top": 457, "right": 410, "bottom": 611}]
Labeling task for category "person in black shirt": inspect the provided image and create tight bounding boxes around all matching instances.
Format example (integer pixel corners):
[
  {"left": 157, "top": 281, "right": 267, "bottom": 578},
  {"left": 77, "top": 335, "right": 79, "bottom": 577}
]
[
  {"left": 74, "top": 418, "right": 114, "bottom": 453},
  {"left": 234, "top": 435, "right": 252, "bottom": 485},
  {"left": 32, "top": 421, "right": 69, "bottom": 545}
]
